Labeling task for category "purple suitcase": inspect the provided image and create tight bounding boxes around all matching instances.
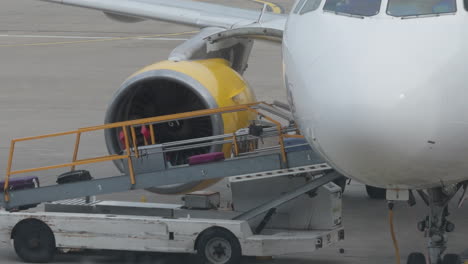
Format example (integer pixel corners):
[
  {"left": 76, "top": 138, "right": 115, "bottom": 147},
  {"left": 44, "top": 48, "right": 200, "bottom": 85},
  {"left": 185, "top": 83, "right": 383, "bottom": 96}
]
[
  {"left": 0, "top": 176, "right": 40, "bottom": 210},
  {"left": 188, "top": 152, "right": 225, "bottom": 165},
  {"left": 0, "top": 176, "right": 39, "bottom": 192}
]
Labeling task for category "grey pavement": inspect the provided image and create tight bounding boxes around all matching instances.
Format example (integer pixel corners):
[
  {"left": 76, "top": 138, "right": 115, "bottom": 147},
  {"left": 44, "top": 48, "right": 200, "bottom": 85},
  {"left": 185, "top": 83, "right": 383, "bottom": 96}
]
[{"left": 0, "top": 0, "right": 467, "bottom": 263}]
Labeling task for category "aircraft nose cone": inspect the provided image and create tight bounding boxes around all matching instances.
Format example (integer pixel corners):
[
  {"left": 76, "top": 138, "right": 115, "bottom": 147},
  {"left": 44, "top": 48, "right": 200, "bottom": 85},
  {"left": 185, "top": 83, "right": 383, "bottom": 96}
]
[
  {"left": 285, "top": 20, "right": 468, "bottom": 188},
  {"left": 305, "top": 93, "right": 438, "bottom": 188}
]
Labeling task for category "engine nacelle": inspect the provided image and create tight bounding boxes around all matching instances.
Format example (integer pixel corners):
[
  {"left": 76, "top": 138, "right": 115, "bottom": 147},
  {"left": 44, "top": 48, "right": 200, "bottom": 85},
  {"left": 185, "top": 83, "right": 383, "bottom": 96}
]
[{"left": 105, "top": 58, "right": 256, "bottom": 194}]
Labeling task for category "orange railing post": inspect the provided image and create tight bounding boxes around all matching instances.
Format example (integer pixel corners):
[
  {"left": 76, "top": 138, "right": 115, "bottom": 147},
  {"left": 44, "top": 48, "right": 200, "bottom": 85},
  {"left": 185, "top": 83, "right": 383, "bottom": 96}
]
[
  {"left": 232, "top": 134, "right": 239, "bottom": 157},
  {"left": 130, "top": 126, "right": 139, "bottom": 158},
  {"left": 122, "top": 126, "right": 136, "bottom": 185},
  {"left": 71, "top": 132, "right": 81, "bottom": 171},
  {"left": 4, "top": 140, "right": 16, "bottom": 202},
  {"left": 149, "top": 125, "right": 156, "bottom": 145}
]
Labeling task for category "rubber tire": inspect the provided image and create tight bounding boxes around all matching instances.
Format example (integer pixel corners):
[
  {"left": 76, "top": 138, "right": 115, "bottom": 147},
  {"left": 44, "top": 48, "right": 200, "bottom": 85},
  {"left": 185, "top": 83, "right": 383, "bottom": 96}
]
[
  {"left": 196, "top": 227, "right": 242, "bottom": 264},
  {"left": 366, "top": 185, "right": 387, "bottom": 200},
  {"left": 443, "top": 254, "right": 462, "bottom": 264},
  {"left": 13, "top": 220, "right": 56, "bottom": 263},
  {"left": 407, "top": 252, "right": 426, "bottom": 264}
]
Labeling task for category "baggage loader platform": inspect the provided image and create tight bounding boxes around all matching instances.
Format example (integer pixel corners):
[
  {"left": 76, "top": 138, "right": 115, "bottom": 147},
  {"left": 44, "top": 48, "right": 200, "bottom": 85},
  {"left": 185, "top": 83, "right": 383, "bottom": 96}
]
[
  {"left": 0, "top": 102, "right": 345, "bottom": 264},
  {"left": 0, "top": 102, "right": 333, "bottom": 210}
]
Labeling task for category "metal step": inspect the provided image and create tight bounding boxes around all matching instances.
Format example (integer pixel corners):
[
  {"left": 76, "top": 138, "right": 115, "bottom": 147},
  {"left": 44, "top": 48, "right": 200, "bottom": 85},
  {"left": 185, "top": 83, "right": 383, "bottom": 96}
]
[{"left": 229, "top": 163, "right": 332, "bottom": 183}]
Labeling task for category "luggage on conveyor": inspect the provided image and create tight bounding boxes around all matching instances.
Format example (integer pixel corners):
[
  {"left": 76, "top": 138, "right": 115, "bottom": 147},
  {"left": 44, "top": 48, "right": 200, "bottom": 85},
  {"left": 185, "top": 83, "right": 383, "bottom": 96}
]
[
  {"left": 188, "top": 152, "right": 225, "bottom": 165},
  {"left": 0, "top": 176, "right": 40, "bottom": 210},
  {"left": 57, "top": 170, "right": 92, "bottom": 184}
]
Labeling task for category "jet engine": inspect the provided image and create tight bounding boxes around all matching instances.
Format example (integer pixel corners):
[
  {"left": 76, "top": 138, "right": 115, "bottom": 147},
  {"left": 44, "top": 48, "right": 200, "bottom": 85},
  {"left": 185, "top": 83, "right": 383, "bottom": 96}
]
[{"left": 104, "top": 58, "right": 256, "bottom": 194}]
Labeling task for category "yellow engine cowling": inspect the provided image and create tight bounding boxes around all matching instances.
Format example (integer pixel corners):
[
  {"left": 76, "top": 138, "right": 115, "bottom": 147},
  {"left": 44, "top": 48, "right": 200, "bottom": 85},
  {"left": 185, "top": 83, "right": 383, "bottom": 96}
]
[{"left": 104, "top": 58, "right": 256, "bottom": 194}]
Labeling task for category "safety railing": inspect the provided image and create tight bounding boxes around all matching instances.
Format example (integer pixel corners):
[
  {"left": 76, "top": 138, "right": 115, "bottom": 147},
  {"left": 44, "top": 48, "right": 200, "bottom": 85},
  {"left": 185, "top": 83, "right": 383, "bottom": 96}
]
[{"left": 2, "top": 102, "right": 301, "bottom": 202}]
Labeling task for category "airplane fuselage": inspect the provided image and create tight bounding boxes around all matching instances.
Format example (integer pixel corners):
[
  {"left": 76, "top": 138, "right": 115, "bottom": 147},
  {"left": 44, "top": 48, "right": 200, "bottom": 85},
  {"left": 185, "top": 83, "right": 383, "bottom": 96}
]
[{"left": 283, "top": 0, "right": 468, "bottom": 189}]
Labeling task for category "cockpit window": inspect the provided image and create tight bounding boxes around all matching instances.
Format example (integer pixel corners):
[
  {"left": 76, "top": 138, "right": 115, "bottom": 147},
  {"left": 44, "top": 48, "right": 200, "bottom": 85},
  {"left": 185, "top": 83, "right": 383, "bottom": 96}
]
[
  {"left": 387, "top": 0, "right": 457, "bottom": 17},
  {"left": 294, "top": 0, "right": 307, "bottom": 13},
  {"left": 323, "top": 0, "right": 382, "bottom": 17},
  {"left": 300, "top": 0, "right": 322, "bottom": 14}
]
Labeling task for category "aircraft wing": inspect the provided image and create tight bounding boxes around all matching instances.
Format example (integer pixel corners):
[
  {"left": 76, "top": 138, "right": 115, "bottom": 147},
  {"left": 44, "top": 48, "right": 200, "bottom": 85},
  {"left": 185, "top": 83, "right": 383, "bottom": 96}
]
[{"left": 40, "top": 0, "right": 287, "bottom": 31}]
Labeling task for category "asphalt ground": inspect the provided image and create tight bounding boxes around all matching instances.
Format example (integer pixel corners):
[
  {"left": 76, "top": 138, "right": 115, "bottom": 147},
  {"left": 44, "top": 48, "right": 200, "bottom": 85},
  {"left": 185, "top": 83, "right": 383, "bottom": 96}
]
[{"left": 0, "top": 0, "right": 468, "bottom": 263}]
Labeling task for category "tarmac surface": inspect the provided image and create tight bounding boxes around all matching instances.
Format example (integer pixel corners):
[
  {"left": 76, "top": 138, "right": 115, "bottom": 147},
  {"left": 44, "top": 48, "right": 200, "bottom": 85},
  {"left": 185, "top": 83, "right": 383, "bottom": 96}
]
[{"left": 1, "top": 0, "right": 468, "bottom": 263}]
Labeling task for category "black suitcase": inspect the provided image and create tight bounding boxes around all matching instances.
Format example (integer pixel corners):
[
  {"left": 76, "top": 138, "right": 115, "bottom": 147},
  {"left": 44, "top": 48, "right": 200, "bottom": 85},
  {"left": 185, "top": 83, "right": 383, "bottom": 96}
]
[{"left": 57, "top": 170, "right": 92, "bottom": 184}]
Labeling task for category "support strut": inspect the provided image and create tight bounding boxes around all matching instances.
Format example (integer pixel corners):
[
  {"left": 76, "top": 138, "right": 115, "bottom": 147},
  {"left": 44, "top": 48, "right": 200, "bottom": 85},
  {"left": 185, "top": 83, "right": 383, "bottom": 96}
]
[{"left": 416, "top": 188, "right": 457, "bottom": 264}]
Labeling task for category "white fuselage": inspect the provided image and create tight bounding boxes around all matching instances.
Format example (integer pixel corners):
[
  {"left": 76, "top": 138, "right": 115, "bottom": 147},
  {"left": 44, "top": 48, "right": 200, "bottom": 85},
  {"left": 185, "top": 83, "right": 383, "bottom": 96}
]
[{"left": 283, "top": 0, "right": 468, "bottom": 189}]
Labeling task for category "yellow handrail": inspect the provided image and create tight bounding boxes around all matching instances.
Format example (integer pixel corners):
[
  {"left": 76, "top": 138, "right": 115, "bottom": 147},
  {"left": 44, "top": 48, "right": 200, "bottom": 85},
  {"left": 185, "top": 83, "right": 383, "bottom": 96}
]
[
  {"left": 10, "top": 155, "right": 127, "bottom": 176},
  {"left": 78, "top": 103, "right": 259, "bottom": 132},
  {"left": 2, "top": 102, "right": 293, "bottom": 203}
]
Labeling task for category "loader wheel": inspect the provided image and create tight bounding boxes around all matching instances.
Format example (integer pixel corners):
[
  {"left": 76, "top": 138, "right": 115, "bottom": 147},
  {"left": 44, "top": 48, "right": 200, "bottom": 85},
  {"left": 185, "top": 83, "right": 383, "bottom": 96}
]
[
  {"left": 196, "top": 227, "right": 241, "bottom": 264},
  {"left": 13, "top": 220, "right": 56, "bottom": 263}
]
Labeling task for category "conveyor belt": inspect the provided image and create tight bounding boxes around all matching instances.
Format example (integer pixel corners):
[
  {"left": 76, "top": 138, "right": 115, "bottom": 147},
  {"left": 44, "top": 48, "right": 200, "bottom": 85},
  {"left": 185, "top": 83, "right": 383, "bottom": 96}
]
[{"left": 1, "top": 149, "right": 327, "bottom": 210}]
